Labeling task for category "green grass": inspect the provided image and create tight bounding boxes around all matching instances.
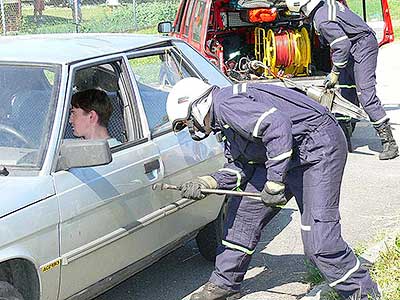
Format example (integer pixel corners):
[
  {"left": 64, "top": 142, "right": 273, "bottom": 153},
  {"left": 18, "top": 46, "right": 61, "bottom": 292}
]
[
  {"left": 16, "top": 1, "right": 178, "bottom": 34},
  {"left": 371, "top": 235, "right": 400, "bottom": 300},
  {"left": 304, "top": 234, "right": 400, "bottom": 300},
  {"left": 304, "top": 259, "right": 324, "bottom": 286}
]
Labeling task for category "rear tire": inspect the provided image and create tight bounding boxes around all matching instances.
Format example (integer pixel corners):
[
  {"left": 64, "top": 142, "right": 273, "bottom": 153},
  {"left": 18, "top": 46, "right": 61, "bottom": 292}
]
[
  {"left": 0, "top": 281, "right": 24, "bottom": 300},
  {"left": 195, "top": 200, "right": 227, "bottom": 262}
]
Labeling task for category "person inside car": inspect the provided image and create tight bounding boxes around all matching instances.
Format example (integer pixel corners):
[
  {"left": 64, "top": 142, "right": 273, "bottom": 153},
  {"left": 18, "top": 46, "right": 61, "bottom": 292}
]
[
  {"left": 69, "top": 88, "right": 120, "bottom": 147},
  {"left": 166, "top": 77, "right": 381, "bottom": 300}
]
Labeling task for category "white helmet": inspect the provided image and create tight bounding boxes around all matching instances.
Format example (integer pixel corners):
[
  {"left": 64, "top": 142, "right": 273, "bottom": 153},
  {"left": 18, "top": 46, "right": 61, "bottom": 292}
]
[
  {"left": 166, "top": 77, "right": 214, "bottom": 139},
  {"left": 285, "top": 0, "right": 322, "bottom": 16}
]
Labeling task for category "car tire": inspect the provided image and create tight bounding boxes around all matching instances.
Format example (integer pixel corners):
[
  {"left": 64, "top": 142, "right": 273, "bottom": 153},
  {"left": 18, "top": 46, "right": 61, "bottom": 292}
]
[
  {"left": 0, "top": 281, "right": 24, "bottom": 300},
  {"left": 195, "top": 199, "right": 227, "bottom": 262}
]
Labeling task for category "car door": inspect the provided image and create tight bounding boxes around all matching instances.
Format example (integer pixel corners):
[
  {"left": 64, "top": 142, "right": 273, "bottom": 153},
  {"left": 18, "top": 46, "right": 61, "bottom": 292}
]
[
  {"left": 345, "top": 0, "right": 394, "bottom": 46},
  {"left": 53, "top": 55, "right": 165, "bottom": 299},
  {"left": 126, "top": 42, "right": 230, "bottom": 251}
]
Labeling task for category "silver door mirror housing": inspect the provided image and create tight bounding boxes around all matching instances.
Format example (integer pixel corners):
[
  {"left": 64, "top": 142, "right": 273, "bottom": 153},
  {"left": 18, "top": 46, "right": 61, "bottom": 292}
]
[
  {"left": 56, "top": 139, "right": 112, "bottom": 171},
  {"left": 158, "top": 21, "right": 173, "bottom": 34}
]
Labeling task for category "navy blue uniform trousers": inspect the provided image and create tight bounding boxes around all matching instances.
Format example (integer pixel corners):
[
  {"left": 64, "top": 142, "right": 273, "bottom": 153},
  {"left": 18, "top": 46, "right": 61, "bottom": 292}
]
[
  {"left": 209, "top": 116, "right": 379, "bottom": 299},
  {"left": 339, "top": 33, "right": 387, "bottom": 125}
]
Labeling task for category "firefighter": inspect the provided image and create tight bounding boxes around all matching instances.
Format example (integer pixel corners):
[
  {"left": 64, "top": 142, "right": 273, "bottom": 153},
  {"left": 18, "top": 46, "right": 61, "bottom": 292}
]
[
  {"left": 166, "top": 77, "right": 380, "bottom": 300},
  {"left": 285, "top": 0, "right": 398, "bottom": 160}
]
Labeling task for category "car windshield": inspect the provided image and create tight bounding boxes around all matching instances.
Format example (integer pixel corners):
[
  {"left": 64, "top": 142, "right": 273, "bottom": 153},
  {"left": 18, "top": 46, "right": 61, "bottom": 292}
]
[{"left": 0, "top": 64, "right": 59, "bottom": 168}]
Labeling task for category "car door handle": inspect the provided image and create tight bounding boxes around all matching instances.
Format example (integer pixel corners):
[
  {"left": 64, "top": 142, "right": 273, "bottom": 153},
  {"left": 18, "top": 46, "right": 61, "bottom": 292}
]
[{"left": 144, "top": 159, "right": 160, "bottom": 174}]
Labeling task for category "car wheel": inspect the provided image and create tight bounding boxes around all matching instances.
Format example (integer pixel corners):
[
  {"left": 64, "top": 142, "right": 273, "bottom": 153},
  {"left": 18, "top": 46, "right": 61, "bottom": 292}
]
[
  {"left": 0, "top": 281, "right": 24, "bottom": 300},
  {"left": 195, "top": 199, "right": 227, "bottom": 262}
]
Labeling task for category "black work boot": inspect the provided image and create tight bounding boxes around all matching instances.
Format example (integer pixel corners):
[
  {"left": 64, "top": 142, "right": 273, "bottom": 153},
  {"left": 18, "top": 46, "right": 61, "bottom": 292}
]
[
  {"left": 375, "top": 122, "right": 399, "bottom": 160},
  {"left": 190, "top": 282, "right": 241, "bottom": 300}
]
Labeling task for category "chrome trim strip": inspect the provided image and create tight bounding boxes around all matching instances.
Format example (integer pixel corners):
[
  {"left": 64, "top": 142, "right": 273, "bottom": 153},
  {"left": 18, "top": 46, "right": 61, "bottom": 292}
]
[{"left": 61, "top": 197, "right": 197, "bottom": 265}]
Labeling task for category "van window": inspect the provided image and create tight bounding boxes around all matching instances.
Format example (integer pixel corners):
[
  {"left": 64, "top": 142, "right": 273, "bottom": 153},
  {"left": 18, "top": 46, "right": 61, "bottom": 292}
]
[
  {"left": 191, "top": 0, "right": 207, "bottom": 43},
  {"left": 183, "top": 0, "right": 196, "bottom": 37}
]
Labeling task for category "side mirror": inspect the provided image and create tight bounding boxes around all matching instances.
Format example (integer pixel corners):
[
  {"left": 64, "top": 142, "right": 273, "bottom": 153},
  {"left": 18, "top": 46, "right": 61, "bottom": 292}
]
[
  {"left": 158, "top": 21, "right": 173, "bottom": 34},
  {"left": 56, "top": 139, "right": 112, "bottom": 171}
]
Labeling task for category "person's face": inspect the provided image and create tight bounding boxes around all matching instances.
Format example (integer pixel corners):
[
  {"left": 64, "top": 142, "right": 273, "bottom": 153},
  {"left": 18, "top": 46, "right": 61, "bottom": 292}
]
[{"left": 69, "top": 106, "right": 92, "bottom": 138}]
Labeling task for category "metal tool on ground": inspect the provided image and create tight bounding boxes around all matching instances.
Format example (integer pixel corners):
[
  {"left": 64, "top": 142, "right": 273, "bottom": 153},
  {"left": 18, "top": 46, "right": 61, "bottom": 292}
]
[
  {"left": 248, "top": 60, "right": 368, "bottom": 120},
  {"left": 152, "top": 182, "right": 261, "bottom": 198}
]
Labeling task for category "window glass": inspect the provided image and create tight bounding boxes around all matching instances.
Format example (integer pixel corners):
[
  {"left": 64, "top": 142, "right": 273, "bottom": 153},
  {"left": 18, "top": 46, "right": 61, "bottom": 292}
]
[
  {"left": 191, "top": 0, "right": 207, "bottom": 43},
  {"left": 128, "top": 48, "right": 193, "bottom": 135},
  {"left": 66, "top": 62, "right": 128, "bottom": 147},
  {"left": 0, "top": 64, "right": 59, "bottom": 168},
  {"left": 184, "top": 0, "right": 196, "bottom": 36},
  {"left": 173, "top": 40, "right": 232, "bottom": 87},
  {"left": 174, "top": 0, "right": 188, "bottom": 33}
]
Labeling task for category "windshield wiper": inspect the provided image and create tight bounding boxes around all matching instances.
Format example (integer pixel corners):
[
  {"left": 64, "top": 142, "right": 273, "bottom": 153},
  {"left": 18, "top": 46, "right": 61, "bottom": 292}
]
[{"left": 0, "top": 166, "right": 9, "bottom": 176}]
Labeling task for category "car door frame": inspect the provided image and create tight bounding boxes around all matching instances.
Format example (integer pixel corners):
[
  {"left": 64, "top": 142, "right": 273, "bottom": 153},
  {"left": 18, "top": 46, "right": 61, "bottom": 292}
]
[{"left": 53, "top": 53, "right": 166, "bottom": 299}]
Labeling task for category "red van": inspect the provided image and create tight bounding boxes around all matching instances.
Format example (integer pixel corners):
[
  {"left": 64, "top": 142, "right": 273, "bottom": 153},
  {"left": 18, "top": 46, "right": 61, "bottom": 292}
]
[{"left": 159, "top": 0, "right": 394, "bottom": 82}]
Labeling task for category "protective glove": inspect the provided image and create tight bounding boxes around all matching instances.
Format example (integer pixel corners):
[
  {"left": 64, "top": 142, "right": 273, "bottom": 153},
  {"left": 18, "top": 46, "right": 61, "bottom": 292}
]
[
  {"left": 179, "top": 175, "right": 218, "bottom": 200},
  {"left": 261, "top": 181, "right": 288, "bottom": 206},
  {"left": 324, "top": 70, "right": 340, "bottom": 89}
]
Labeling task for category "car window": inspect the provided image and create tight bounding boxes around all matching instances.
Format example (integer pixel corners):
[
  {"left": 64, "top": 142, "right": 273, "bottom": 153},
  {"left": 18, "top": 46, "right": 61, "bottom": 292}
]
[
  {"left": 128, "top": 48, "right": 194, "bottom": 136},
  {"left": 191, "top": 0, "right": 207, "bottom": 43},
  {"left": 0, "top": 64, "right": 59, "bottom": 168},
  {"left": 65, "top": 62, "right": 131, "bottom": 147},
  {"left": 173, "top": 40, "right": 232, "bottom": 87}
]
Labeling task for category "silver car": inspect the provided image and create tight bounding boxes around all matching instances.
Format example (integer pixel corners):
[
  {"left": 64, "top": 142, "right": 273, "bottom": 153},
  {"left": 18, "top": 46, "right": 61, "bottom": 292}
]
[{"left": 0, "top": 33, "right": 231, "bottom": 300}]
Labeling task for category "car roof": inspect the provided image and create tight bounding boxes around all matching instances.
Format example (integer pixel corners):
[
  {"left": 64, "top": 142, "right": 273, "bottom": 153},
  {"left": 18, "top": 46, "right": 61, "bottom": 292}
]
[{"left": 0, "top": 33, "right": 173, "bottom": 65}]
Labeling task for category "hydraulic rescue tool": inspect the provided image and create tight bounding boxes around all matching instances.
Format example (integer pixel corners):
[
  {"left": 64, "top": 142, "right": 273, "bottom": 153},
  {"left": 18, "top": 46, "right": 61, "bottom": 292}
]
[
  {"left": 152, "top": 183, "right": 261, "bottom": 198},
  {"left": 248, "top": 60, "right": 368, "bottom": 121},
  {"left": 152, "top": 183, "right": 289, "bottom": 207}
]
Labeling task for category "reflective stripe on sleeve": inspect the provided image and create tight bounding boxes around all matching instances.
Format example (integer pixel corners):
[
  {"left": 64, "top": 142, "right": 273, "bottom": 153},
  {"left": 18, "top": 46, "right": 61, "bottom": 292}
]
[
  {"left": 327, "top": 0, "right": 337, "bottom": 21},
  {"left": 329, "top": 258, "right": 361, "bottom": 287},
  {"left": 268, "top": 149, "right": 293, "bottom": 161},
  {"left": 301, "top": 224, "right": 311, "bottom": 231},
  {"left": 233, "top": 84, "right": 238, "bottom": 95},
  {"left": 333, "top": 60, "right": 348, "bottom": 67},
  {"left": 222, "top": 240, "right": 255, "bottom": 255},
  {"left": 330, "top": 36, "right": 348, "bottom": 47},
  {"left": 252, "top": 107, "right": 277, "bottom": 137},
  {"left": 371, "top": 116, "right": 389, "bottom": 126},
  {"left": 232, "top": 83, "right": 247, "bottom": 95},
  {"left": 218, "top": 168, "right": 242, "bottom": 188},
  {"left": 336, "top": 84, "right": 356, "bottom": 89}
]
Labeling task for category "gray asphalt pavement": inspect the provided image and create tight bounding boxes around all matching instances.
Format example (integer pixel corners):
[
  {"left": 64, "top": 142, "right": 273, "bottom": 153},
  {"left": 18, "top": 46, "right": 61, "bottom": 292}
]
[{"left": 95, "top": 42, "right": 400, "bottom": 300}]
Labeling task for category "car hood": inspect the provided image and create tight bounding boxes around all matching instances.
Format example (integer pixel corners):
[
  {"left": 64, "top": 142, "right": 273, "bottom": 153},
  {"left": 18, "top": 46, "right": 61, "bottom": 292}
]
[{"left": 0, "top": 176, "right": 55, "bottom": 218}]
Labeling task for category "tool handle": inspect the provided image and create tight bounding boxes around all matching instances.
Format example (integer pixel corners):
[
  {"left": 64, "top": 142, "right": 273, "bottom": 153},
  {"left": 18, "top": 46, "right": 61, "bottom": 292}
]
[
  {"left": 201, "top": 188, "right": 260, "bottom": 198},
  {"left": 152, "top": 183, "right": 261, "bottom": 198}
]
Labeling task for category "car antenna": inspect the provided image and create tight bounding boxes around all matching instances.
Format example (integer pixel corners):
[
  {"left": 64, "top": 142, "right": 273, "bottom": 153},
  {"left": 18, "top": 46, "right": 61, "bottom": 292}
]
[{"left": 0, "top": 166, "right": 9, "bottom": 176}]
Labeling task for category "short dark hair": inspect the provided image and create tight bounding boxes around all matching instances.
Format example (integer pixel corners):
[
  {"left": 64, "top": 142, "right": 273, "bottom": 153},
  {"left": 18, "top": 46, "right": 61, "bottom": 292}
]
[{"left": 71, "top": 89, "right": 113, "bottom": 127}]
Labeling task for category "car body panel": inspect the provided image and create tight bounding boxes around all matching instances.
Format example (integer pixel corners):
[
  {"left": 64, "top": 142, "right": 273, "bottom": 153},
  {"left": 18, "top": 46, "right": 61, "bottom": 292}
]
[
  {"left": 0, "top": 176, "right": 55, "bottom": 218},
  {"left": 0, "top": 33, "right": 231, "bottom": 299},
  {"left": 0, "top": 34, "right": 170, "bottom": 65},
  {"left": 0, "top": 193, "right": 60, "bottom": 300}
]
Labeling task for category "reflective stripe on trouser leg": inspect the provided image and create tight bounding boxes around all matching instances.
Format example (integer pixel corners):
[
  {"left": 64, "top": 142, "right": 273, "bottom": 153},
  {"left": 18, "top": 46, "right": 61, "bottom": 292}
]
[
  {"left": 287, "top": 122, "right": 379, "bottom": 299},
  {"left": 338, "top": 60, "right": 359, "bottom": 107},
  {"left": 210, "top": 167, "right": 276, "bottom": 291}
]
